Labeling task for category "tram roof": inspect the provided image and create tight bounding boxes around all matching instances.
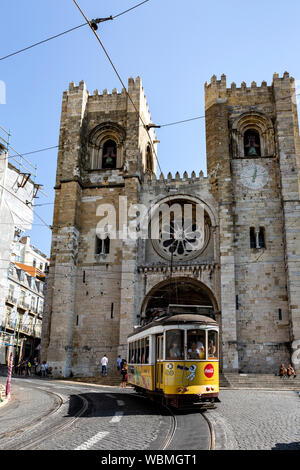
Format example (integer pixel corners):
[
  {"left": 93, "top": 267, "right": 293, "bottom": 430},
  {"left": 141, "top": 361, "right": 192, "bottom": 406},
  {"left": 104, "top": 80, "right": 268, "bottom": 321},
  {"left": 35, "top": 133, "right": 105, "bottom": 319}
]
[{"left": 128, "top": 314, "right": 217, "bottom": 338}]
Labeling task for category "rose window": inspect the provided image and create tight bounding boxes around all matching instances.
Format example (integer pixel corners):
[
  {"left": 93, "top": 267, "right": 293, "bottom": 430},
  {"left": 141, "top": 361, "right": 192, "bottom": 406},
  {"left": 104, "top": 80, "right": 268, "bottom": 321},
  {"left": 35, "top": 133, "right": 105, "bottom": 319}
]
[{"left": 151, "top": 200, "right": 211, "bottom": 261}]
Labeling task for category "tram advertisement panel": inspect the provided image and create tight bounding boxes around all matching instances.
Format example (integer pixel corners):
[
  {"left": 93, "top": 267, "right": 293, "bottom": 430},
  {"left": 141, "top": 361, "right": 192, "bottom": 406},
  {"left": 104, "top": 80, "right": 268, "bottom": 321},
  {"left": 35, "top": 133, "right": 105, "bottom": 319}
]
[
  {"left": 164, "top": 361, "right": 219, "bottom": 395},
  {"left": 128, "top": 365, "right": 155, "bottom": 391}
]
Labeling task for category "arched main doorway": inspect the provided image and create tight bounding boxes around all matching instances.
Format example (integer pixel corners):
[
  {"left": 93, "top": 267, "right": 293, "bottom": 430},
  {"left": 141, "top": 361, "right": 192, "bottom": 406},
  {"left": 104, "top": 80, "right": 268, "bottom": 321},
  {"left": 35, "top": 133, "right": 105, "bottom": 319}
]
[
  {"left": 141, "top": 277, "right": 219, "bottom": 320},
  {"left": 140, "top": 277, "right": 222, "bottom": 368}
]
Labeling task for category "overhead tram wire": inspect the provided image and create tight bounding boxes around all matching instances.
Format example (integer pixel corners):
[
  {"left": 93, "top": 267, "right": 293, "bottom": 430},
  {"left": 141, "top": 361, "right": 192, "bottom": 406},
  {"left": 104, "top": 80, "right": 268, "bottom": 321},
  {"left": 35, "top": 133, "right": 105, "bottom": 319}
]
[
  {"left": 7, "top": 89, "right": 300, "bottom": 160},
  {"left": 0, "top": 183, "right": 51, "bottom": 231},
  {"left": 71, "top": 0, "right": 170, "bottom": 195},
  {"left": 0, "top": 1, "right": 150, "bottom": 62},
  {"left": 6, "top": 115, "right": 206, "bottom": 159}
]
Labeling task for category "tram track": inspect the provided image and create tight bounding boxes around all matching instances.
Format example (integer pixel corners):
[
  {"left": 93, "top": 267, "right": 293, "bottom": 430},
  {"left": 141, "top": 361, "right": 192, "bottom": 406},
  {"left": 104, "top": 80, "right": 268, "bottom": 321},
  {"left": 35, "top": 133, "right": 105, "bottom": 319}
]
[
  {"left": 159, "top": 405, "right": 178, "bottom": 450},
  {"left": 0, "top": 387, "right": 64, "bottom": 442},
  {"left": 0, "top": 384, "right": 89, "bottom": 450}
]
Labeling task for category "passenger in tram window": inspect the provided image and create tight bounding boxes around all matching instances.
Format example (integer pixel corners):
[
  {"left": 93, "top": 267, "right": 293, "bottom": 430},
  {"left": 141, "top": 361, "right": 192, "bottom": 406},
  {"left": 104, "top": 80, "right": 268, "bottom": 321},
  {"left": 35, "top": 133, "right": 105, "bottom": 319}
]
[
  {"left": 188, "top": 342, "right": 201, "bottom": 359},
  {"left": 168, "top": 341, "right": 182, "bottom": 359},
  {"left": 208, "top": 340, "right": 217, "bottom": 357}
]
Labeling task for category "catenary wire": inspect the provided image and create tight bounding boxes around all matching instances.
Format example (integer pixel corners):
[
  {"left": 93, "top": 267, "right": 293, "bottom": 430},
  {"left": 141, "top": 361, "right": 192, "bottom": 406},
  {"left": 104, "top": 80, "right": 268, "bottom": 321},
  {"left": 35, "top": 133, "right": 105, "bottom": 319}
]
[
  {"left": 6, "top": 88, "right": 300, "bottom": 159},
  {"left": 71, "top": 0, "right": 169, "bottom": 194},
  {"left": 0, "top": 1, "right": 150, "bottom": 62}
]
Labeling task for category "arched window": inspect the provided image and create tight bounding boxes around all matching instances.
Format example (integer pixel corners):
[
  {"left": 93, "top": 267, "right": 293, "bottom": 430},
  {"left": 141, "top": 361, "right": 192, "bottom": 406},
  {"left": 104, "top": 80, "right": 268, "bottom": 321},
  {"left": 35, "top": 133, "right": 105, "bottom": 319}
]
[
  {"left": 146, "top": 145, "right": 153, "bottom": 173},
  {"left": 258, "top": 227, "right": 265, "bottom": 249},
  {"left": 244, "top": 130, "right": 261, "bottom": 157},
  {"left": 102, "top": 140, "right": 117, "bottom": 169},
  {"left": 250, "top": 227, "right": 256, "bottom": 248},
  {"left": 95, "top": 236, "right": 110, "bottom": 255}
]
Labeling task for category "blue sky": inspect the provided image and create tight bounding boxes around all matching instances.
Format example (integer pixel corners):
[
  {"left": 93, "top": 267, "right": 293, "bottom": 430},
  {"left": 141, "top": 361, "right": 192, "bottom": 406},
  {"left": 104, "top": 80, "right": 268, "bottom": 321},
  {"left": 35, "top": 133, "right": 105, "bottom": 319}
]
[{"left": 1, "top": 0, "right": 300, "bottom": 255}]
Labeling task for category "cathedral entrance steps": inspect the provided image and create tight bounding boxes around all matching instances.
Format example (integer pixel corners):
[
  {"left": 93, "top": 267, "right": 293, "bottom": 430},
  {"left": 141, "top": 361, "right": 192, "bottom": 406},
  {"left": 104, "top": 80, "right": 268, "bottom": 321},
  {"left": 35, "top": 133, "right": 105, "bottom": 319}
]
[
  {"left": 68, "top": 374, "right": 124, "bottom": 386},
  {"left": 221, "top": 373, "right": 300, "bottom": 390}
]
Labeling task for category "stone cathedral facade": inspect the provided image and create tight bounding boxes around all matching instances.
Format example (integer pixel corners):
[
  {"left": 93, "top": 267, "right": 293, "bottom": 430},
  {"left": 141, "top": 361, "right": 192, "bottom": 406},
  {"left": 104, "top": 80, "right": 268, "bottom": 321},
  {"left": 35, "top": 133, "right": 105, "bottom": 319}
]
[{"left": 42, "top": 73, "right": 300, "bottom": 377}]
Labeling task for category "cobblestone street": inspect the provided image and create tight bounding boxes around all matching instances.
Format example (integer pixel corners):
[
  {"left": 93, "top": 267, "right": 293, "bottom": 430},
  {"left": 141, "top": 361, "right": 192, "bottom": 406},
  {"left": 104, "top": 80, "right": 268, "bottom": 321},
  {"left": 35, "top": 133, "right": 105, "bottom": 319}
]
[{"left": 209, "top": 390, "right": 300, "bottom": 450}]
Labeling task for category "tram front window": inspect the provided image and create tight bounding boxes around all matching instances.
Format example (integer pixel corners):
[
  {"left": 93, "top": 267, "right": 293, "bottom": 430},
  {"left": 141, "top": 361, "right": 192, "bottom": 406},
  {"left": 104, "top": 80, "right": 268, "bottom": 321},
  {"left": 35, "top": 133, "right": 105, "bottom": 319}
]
[
  {"left": 187, "top": 330, "right": 206, "bottom": 360},
  {"left": 208, "top": 330, "right": 218, "bottom": 359},
  {"left": 166, "top": 330, "right": 184, "bottom": 360}
]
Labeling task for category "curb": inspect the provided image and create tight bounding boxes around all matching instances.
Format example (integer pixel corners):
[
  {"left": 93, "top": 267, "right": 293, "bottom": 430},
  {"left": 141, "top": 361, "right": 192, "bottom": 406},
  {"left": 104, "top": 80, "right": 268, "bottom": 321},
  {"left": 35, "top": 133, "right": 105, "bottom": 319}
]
[
  {"left": 58, "top": 379, "right": 134, "bottom": 389},
  {"left": 0, "top": 397, "right": 10, "bottom": 409},
  {"left": 220, "top": 387, "right": 300, "bottom": 392}
]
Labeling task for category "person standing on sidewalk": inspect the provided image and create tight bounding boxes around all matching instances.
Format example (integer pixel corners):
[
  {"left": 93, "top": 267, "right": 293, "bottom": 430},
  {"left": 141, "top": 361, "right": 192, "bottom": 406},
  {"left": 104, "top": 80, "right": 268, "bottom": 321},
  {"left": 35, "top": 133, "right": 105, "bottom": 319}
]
[
  {"left": 101, "top": 354, "right": 108, "bottom": 376},
  {"left": 41, "top": 361, "right": 48, "bottom": 378},
  {"left": 117, "top": 355, "right": 121, "bottom": 372},
  {"left": 121, "top": 361, "right": 128, "bottom": 388}
]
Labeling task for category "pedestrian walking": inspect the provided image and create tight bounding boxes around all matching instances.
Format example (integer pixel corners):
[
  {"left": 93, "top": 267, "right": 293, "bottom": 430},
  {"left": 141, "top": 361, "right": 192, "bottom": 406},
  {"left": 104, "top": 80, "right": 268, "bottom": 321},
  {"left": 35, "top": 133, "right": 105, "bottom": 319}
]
[
  {"left": 41, "top": 361, "right": 48, "bottom": 378},
  {"left": 117, "top": 355, "right": 121, "bottom": 371},
  {"left": 121, "top": 361, "right": 128, "bottom": 388},
  {"left": 33, "top": 357, "right": 39, "bottom": 375},
  {"left": 22, "top": 359, "right": 27, "bottom": 376},
  {"left": 27, "top": 359, "right": 32, "bottom": 377},
  {"left": 101, "top": 354, "right": 108, "bottom": 376}
]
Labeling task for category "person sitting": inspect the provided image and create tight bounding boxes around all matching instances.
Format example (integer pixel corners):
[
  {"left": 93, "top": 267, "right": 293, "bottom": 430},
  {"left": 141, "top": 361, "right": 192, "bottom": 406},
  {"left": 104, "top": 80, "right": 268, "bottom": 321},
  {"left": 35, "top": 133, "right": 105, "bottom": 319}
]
[
  {"left": 208, "top": 340, "right": 216, "bottom": 358},
  {"left": 279, "top": 363, "right": 287, "bottom": 378},
  {"left": 287, "top": 364, "right": 296, "bottom": 379},
  {"left": 168, "top": 341, "right": 182, "bottom": 359},
  {"left": 188, "top": 342, "right": 201, "bottom": 359}
]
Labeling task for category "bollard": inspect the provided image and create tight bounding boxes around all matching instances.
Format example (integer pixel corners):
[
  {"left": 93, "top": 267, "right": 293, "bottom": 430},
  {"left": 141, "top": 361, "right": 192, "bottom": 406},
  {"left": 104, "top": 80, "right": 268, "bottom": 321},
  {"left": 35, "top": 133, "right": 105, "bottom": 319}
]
[{"left": 5, "top": 351, "right": 14, "bottom": 399}]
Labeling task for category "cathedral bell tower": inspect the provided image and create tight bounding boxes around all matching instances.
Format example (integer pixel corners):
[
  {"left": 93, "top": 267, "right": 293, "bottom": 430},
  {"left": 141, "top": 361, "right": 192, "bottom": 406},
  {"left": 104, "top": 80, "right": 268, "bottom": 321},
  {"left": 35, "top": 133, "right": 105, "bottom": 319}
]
[
  {"left": 42, "top": 77, "right": 157, "bottom": 377},
  {"left": 205, "top": 73, "right": 300, "bottom": 372}
]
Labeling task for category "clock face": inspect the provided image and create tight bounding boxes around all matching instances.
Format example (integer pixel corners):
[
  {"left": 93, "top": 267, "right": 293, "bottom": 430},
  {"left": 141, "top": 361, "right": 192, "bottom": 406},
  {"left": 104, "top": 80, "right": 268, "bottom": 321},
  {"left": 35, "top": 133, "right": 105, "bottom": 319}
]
[{"left": 240, "top": 164, "right": 269, "bottom": 189}]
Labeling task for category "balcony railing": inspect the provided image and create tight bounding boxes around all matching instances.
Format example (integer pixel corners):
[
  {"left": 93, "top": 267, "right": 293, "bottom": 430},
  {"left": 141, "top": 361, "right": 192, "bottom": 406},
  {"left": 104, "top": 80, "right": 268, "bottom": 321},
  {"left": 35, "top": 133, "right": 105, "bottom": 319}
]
[
  {"left": 6, "top": 295, "right": 17, "bottom": 305},
  {"left": 18, "top": 300, "right": 29, "bottom": 310}
]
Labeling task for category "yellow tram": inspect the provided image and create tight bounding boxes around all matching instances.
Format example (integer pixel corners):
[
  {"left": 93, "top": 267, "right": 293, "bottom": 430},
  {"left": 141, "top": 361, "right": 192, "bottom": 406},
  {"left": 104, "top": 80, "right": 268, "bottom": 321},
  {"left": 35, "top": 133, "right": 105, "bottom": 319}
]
[{"left": 127, "top": 308, "right": 219, "bottom": 409}]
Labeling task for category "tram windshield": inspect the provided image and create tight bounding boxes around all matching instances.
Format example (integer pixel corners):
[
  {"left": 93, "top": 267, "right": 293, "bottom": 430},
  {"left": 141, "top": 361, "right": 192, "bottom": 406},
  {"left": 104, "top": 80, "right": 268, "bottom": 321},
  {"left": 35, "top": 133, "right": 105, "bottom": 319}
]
[
  {"left": 208, "top": 330, "right": 218, "bottom": 359},
  {"left": 187, "top": 330, "right": 206, "bottom": 359},
  {"left": 166, "top": 330, "right": 184, "bottom": 360}
]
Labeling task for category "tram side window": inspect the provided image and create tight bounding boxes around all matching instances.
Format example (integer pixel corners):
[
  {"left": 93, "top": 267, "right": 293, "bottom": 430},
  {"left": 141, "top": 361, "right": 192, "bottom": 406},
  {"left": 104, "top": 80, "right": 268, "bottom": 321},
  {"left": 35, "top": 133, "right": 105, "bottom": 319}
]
[
  {"left": 141, "top": 338, "right": 145, "bottom": 364},
  {"left": 145, "top": 337, "right": 150, "bottom": 363},
  {"left": 134, "top": 341, "right": 137, "bottom": 363},
  {"left": 187, "top": 330, "right": 206, "bottom": 359},
  {"left": 129, "top": 343, "right": 132, "bottom": 363},
  {"left": 137, "top": 340, "right": 141, "bottom": 364},
  {"left": 208, "top": 330, "right": 218, "bottom": 359},
  {"left": 166, "top": 330, "right": 184, "bottom": 360}
]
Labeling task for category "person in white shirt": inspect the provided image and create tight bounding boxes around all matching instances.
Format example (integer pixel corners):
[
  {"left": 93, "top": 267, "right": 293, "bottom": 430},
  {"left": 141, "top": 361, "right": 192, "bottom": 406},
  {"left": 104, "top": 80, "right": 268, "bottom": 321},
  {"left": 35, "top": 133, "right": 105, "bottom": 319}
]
[
  {"left": 188, "top": 342, "right": 202, "bottom": 359},
  {"left": 101, "top": 354, "right": 108, "bottom": 376}
]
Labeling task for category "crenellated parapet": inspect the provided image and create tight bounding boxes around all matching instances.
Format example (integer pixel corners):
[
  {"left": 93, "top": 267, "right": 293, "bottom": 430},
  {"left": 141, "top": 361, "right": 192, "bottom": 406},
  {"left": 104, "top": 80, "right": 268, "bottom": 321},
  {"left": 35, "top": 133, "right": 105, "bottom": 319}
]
[
  {"left": 205, "top": 72, "right": 295, "bottom": 110},
  {"left": 143, "top": 170, "right": 209, "bottom": 188}
]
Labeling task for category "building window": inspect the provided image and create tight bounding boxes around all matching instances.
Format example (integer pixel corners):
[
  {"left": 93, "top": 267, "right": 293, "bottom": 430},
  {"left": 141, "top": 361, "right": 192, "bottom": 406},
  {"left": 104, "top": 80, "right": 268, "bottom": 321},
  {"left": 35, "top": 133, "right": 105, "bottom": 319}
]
[
  {"left": 258, "top": 227, "right": 265, "bottom": 249},
  {"left": 19, "top": 291, "right": 25, "bottom": 307},
  {"left": 146, "top": 144, "right": 153, "bottom": 173},
  {"left": 102, "top": 140, "right": 117, "bottom": 169},
  {"left": 33, "top": 259, "right": 36, "bottom": 268},
  {"left": 244, "top": 129, "right": 261, "bottom": 157},
  {"left": 95, "top": 236, "right": 110, "bottom": 255},
  {"left": 278, "top": 309, "right": 282, "bottom": 321},
  {"left": 250, "top": 227, "right": 256, "bottom": 248}
]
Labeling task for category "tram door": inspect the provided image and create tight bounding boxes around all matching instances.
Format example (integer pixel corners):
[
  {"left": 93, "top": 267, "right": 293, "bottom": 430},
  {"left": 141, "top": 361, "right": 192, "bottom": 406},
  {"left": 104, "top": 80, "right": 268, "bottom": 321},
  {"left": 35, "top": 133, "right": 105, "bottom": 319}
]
[{"left": 155, "top": 334, "right": 164, "bottom": 390}]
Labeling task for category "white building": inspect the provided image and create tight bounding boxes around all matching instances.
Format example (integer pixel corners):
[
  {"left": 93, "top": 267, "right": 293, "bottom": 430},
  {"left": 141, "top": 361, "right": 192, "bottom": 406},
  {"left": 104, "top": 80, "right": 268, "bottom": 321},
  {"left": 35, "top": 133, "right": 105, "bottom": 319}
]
[
  {"left": 13, "top": 236, "right": 49, "bottom": 273},
  {"left": 0, "top": 131, "right": 42, "bottom": 363}
]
